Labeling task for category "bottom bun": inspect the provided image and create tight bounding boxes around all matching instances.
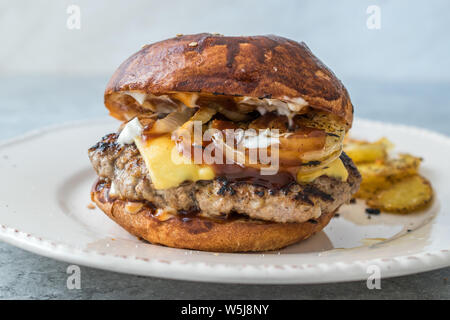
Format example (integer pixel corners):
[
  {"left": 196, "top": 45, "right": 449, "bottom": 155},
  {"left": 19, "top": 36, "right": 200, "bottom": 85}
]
[{"left": 92, "top": 181, "right": 337, "bottom": 252}]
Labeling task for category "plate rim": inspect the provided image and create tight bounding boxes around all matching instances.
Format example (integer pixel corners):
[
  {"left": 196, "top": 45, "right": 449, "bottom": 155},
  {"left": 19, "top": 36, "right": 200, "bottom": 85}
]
[
  {"left": 0, "top": 117, "right": 449, "bottom": 284},
  {"left": 1, "top": 222, "right": 449, "bottom": 284}
]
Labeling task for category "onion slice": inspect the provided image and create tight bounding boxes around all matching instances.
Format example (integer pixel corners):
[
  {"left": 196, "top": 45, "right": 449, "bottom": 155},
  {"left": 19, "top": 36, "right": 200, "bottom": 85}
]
[
  {"left": 208, "top": 102, "right": 252, "bottom": 122},
  {"left": 190, "top": 106, "right": 217, "bottom": 123},
  {"left": 172, "top": 107, "right": 218, "bottom": 157},
  {"left": 173, "top": 107, "right": 217, "bottom": 138},
  {"left": 146, "top": 108, "right": 195, "bottom": 134},
  {"left": 212, "top": 133, "right": 247, "bottom": 166}
]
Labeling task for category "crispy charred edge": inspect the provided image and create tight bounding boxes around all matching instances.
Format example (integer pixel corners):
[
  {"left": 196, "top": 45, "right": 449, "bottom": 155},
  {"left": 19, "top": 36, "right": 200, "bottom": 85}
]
[
  {"left": 293, "top": 186, "right": 333, "bottom": 205},
  {"left": 213, "top": 176, "right": 336, "bottom": 207},
  {"left": 91, "top": 180, "right": 338, "bottom": 252},
  {"left": 92, "top": 178, "right": 334, "bottom": 227},
  {"left": 339, "top": 151, "right": 361, "bottom": 185},
  {"left": 88, "top": 133, "right": 121, "bottom": 153},
  {"left": 93, "top": 178, "right": 328, "bottom": 225},
  {"left": 212, "top": 151, "right": 360, "bottom": 203},
  {"left": 92, "top": 178, "right": 265, "bottom": 224}
]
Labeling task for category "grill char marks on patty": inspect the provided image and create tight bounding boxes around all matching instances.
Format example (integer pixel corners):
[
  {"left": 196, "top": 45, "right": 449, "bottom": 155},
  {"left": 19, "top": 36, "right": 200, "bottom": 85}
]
[{"left": 88, "top": 133, "right": 361, "bottom": 223}]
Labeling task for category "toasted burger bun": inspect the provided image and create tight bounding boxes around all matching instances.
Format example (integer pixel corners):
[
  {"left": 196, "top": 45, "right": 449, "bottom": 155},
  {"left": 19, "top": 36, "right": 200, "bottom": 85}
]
[
  {"left": 92, "top": 182, "right": 337, "bottom": 252},
  {"left": 105, "top": 33, "right": 353, "bottom": 128}
]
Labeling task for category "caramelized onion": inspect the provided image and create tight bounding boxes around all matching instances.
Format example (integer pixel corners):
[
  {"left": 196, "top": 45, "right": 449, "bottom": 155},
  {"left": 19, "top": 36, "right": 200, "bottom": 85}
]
[
  {"left": 174, "top": 106, "right": 217, "bottom": 137},
  {"left": 210, "top": 126, "right": 328, "bottom": 170},
  {"left": 146, "top": 108, "right": 194, "bottom": 135},
  {"left": 212, "top": 134, "right": 247, "bottom": 166},
  {"left": 293, "top": 112, "right": 346, "bottom": 167},
  {"left": 207, "top": 102, "right": 252, "bottom": 121},
  {"left": 172, "top": 107, "right": 218, "bottom": 151},
  {"left": 278, "top": 129, "right": 326, "bottom": 153},
  {"left": 190, "top": 106, "right": 217, "bottom": 123}
]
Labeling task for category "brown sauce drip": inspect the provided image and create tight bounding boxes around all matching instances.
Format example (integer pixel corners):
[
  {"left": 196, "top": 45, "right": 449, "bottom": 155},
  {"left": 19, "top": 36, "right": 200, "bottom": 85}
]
[
  {"left": 135, "top": 107, "right": 329, "bottom": 191},
  {"left": 208, "top": 119, "right": 326, "bottom": 189},
  {"left": 140, "top": 119, "right": 167, "bottom": 142},
  {"left": 212, "top": 164, "right": 296, "bottom": 189},
  {"left": 177, "top": 207, "right": 201, "bottom": 223},
  {"left": 167, "top": 117, "right": 328, "bottom": 190}
]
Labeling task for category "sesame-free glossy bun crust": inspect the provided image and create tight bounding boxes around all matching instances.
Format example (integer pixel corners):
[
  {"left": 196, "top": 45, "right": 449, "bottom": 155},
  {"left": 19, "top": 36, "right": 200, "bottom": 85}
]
[
  {"left": 104, "top": 33, "right": 354, "bottom": 128},
  {"left": 92, "top": 182, "right": 336, "bottom": 252}
]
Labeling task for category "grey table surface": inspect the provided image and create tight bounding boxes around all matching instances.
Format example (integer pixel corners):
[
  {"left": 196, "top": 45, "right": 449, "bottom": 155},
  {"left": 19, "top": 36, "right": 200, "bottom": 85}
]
[{"left": 0, "top": 75, "right": 449, "bottom": 299}]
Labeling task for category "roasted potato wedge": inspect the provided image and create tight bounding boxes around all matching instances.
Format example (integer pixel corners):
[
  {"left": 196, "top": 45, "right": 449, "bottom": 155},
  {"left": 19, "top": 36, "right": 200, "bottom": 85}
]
[
  {"left": 355, "top": 153, "right": 422, "bottom": 199},
  {"left": 367, "top": 175, "right": 433, "bottom": 213},
  {"left": 344, "top": 137, "right": 393, "bottom": 164}
]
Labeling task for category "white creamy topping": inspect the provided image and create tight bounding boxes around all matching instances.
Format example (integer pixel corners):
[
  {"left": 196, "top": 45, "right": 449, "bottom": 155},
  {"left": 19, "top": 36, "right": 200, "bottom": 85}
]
[
  {"left": 125, "top": 91, "right": 147, "bottom": 105},
  {"left": 238, "top": 96, "right": 308, "bottom": 112},
  {"left": 124, "top": 91, "right": 179, "bottom": 114},
  {"left": 238, "top": 96, "right": 309, "bottom": 127},
  {"left": 285, "top": 96, "right": 308, "bottom": 110},
  {"left": 117, "top": 117, "right": 143, "bottom": 146},
  {"left": 242, "top": 129, "right": 280, "bottom": 149},
  {"left": 123, "top": 92, "right": 309, "bottom": 123},
  {"left": 109, "top": 181, "right": 118, "bottom": 196}
]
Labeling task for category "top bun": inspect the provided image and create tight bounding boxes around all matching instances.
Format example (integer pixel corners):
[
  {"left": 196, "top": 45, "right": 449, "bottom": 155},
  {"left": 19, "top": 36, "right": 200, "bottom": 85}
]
[{"left": 105, "top": 33, "right": 354, "bottom": 128}]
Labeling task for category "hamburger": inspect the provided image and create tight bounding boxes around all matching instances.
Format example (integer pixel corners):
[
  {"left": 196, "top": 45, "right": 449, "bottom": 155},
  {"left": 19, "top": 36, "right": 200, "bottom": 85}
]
[{"left": 88, "top": 33, "right": 361, "bottom": 252}]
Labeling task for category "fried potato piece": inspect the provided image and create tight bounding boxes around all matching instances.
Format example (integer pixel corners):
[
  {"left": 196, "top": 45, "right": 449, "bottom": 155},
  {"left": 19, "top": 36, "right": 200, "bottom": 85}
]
[
  {"left": 355, "top": 154, "right": 422, "bottom": 199},
  {"left": 367, "top": 175, "right": 433, "bottom": 213},
  {"left": 345, "top": 136, "right": 432, "bottom": 214},
  {"left": 344, "top": 137, "right": 393, "bottom": 164}
]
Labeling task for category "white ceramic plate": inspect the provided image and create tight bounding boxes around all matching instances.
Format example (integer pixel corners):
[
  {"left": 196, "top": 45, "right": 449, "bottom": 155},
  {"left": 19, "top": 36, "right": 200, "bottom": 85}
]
[{"left": 0, "top": 118, "right": 449, "bottom": 284}]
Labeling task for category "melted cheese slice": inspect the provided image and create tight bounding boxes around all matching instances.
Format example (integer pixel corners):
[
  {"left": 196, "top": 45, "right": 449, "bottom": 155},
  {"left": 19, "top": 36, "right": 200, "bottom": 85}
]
[
  {"left": 134, "top": 135, "right": 214, "bottom": 190},
  {"left": 134, "top": 133, "right": 347, "bottom": 189},
  {"left": 297, "top": 157, "right": 348, "bottom": 183}
]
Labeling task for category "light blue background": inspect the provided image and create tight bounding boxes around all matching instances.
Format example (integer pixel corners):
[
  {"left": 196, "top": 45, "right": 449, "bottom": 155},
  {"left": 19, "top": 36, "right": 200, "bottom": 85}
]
[{"left": 1, "top": 0, "right": 450, "bottom": 82}]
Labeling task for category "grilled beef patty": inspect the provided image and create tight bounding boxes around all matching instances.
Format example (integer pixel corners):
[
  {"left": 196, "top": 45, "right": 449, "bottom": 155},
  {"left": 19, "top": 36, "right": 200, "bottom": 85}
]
[{"left": 88, "top": 133, "right": 360, "bottom": 223}]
